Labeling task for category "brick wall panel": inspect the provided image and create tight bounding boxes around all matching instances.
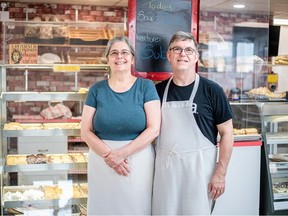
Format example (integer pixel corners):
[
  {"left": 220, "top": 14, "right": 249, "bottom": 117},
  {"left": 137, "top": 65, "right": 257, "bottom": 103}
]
[
  {"left": 2, "top": 2, "right": 125, "bottom": 117},
  {"left": 52, "top": 9, "right": 65, "bottom": 15},
  {"left": 90, "top": 11, "right": 104, "bottom": 16}
]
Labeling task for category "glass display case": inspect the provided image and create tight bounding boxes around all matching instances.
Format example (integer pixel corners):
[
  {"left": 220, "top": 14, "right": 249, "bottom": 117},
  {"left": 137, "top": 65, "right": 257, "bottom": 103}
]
[
  {"left": 213, "top": 102, "right": 262, "bottom": 215},
  {"left": 197, "top": 0, "right": 284, "bottom": 102},
  {"left": 259, "top": 102, "right": 288, "bottom": 215},
  {"left": 0, "top": 20, "right": 124, "bottom": 215}
]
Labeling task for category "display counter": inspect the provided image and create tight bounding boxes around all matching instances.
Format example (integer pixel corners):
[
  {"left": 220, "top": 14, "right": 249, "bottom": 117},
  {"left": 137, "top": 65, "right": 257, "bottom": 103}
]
[
  {"left": 212, "top": 102, "right": 262, "bottom": 215},
  {"left": 213, "top": 140, "right": 262, "bottom": 215},
  {"left": 259, "top": 102, "right": 288, "bottom": 215}
]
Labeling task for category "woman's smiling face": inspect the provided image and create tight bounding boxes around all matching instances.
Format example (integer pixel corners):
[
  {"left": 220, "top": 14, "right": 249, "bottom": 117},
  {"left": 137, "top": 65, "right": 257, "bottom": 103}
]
[{"left": 108, "top": 41, "right": 134, "bottom": 73}]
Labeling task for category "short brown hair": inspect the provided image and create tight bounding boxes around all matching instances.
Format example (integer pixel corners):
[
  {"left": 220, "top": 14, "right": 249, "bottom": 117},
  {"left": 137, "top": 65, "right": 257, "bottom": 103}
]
[{"left": 168, "top": 31, "right": 199, "bottom": 53}]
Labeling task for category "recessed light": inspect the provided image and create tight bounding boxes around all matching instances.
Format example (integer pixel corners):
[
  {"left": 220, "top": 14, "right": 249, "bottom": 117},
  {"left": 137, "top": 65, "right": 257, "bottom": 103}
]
[{"left": 233, "top": 4, "right": 245, "bottom": 9}]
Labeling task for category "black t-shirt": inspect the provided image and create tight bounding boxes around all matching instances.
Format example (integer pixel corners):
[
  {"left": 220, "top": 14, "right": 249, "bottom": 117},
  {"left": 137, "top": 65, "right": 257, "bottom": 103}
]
[{"left": 156, "top": 76, "right": 233, "bottom": 145}]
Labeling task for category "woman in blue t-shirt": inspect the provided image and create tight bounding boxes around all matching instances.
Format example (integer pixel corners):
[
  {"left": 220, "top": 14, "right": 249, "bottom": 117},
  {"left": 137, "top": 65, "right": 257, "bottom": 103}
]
[{"left": 81, "top": 36, "right": 161, "bottom": 215}]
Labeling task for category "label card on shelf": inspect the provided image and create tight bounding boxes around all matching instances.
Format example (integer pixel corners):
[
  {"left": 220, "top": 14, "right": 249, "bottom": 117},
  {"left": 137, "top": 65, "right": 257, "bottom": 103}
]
[{"left": 53, "top": 65, "right": 80, "bottom": 73}]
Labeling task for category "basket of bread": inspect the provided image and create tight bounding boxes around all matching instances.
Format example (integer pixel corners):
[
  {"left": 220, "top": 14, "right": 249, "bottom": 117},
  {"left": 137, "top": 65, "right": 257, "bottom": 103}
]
[{"left": 24, "top": 15, "right": 68, "bottom": 44}]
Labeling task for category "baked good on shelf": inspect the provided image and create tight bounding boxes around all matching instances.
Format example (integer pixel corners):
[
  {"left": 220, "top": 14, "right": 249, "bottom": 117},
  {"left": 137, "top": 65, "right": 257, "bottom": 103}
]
[
  {"left": 233, "top": 128, "right": 259, "bottom": 135},
  {"left": 24, "top": 17, "right": 42, "bottom": 37},
  {"left": 266, "top": 91, "right": 286, "bottom": 99},
  {"left": 61, "top": 154, "right": 75, "bottom": 163},
  {"left": 43, "top": 122, "right": 80, "bottom": 129},
  {"left": 248, "top": 87, "right": 285, "bottom": 99},
  {"left": 3, "top": 188, "right": 44, "bottom": 201},
  {"left": 6, "top": 156, "right": 17, "bottom": 165},
  {"left": 52, "top": 16, "right": 69, "bottom": 38},
  {"left": 3, "top": 122, "right": 23, "bottom": 130},
  {"left": 43, "top": 186, "right": 55, "bottom": 199},
  {"left": 69, "top": 153, "right": 86, "bottom": 163},
  {"left": 244, "top": 128, "right": 258, "bottom": 134},
  {"left": 39, "top": 25, "right": 53, "bottom": 39},
  {"left": 273, "top": 182, "right": 288, "bottom": 193},
  {"left": 248, "top": 87, "right": 270, "bottom": 95},
  {"left": 26, "top": 154, "right": 48, "bottom": 164},
  {"left": 107, "top": 29, "right": 114, "bottom": 39},
  {"left": 48, "top": 154, "right": 74, "bottom": 163},
  {"left": 73, "top": 185, "right": 83, "bottom": 198},
  {"left": 21, "top": 123, "right": 43, "bottom": 130},
  {"left": 48, "top": 154, "right": 62, "bottom": 164},
  {"left": 6, "top": 155, "right": 27, "bottom": 165},
  {"left": 269, "top": 154, "right": 288, "bottom": 162},
  {"left": 40, "top": 104, "right": 72, "bottom": 120},
  {"left": 43, "top": 186, "right": 62, "bottom": 200},
  {"left": 79, "top": 183, "right": 88, "bottom": 197},
  {"left": 26, "top": 154, "right": 37, "bottom": 164},
  {"left": 233, "top": 128, "right": 245, "bottom": 135},
  {"left": 274, "top": 55, "right": 288, "bottom": 65},
  {"left": 4, "top": 123, "right": 44, "bottom": 130}
]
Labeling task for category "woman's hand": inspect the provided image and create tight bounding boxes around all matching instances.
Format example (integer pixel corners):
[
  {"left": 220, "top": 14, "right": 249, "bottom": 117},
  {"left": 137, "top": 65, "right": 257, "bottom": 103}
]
[
  {"left": 113, "top": 159, "right": 130, "bottom": 176},
  {"left": 103, "top": 149, "right": 127, "bottom": 168}
]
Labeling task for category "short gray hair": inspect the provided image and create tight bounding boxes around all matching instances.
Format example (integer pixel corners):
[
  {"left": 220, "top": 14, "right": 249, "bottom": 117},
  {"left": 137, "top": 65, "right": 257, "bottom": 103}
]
[
  {"left": 104, "top": 36, "right": 135, "bottom": 57},
  {"left": 168, "top": 31, "right": 199, "bottom": 53}
]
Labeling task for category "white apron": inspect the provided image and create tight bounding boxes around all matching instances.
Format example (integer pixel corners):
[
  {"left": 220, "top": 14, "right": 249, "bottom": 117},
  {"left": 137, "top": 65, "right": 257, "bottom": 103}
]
[
  {"left": 152, "top": 74, "right": 217, "bottom": 215},
  {"left": 88, "top": 140, "right": 155, "bottom": 215}
]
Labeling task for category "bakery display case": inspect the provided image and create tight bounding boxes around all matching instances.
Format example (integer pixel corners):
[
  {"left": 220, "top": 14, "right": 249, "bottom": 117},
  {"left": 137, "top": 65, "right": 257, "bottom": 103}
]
[
  {"left": 259, "top": 102, "right": 288, "bottom": 215},
  {"left": 230, "top": 102, "right": 262, "bottom": 140},
  {"left": 213, "top": 102, "right": 262, "bottom": 215},
  {"left": 0, "top": 20, "right": 124, "bottom": 215}
]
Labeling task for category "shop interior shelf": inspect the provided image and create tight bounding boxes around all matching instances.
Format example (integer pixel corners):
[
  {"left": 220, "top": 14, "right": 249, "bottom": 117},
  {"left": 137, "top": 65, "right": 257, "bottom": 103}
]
[
  {"left": 4, "top": 163, "right": 87, "bottom": 173},
  {"left": 3, "top": 129, "right": 80, "bottom": 137}
]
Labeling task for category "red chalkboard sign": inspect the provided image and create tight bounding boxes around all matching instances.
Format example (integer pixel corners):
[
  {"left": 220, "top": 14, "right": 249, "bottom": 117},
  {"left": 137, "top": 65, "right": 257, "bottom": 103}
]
[{"left": 128, "top": 0, "right": 199, "bottom": 81}]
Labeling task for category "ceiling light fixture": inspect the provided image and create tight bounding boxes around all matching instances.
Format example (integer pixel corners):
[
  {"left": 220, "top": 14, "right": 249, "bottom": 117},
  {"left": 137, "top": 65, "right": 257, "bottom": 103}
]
[{"left": 233, "top": 4, "right": 245, "bottom": 9}]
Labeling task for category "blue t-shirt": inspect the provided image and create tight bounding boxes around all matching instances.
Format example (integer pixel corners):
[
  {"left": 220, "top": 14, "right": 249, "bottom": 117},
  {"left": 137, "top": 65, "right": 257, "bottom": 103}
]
[{"left": 85, "top": 78, "right": 159, "bottom": 141}]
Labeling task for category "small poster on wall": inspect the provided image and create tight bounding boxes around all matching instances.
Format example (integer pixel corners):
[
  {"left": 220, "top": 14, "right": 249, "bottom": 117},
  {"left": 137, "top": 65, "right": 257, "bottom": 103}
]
[{"left": 9, "top": 44, "right": 38, "bottom": 64}]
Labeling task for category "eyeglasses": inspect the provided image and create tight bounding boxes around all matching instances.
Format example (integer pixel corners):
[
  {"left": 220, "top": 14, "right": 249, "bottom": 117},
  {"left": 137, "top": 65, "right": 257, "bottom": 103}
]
[
  {"left": 109, "top": 50, "right": 132, "bottom": 58},
  {"left": 169, "top": 46, "right": 196, "bottom": 55}
]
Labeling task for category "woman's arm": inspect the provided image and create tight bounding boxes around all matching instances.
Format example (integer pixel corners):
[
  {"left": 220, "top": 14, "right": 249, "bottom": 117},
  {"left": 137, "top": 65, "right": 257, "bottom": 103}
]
[
  {"left": 104, "top": 100, "right": 161, "bottom": 168},
  {"left": 81, "top": 105, "right": 111, "bottom": 156},
  {"left": 81, "top": 105, "right": 130, "bottom": 176}
]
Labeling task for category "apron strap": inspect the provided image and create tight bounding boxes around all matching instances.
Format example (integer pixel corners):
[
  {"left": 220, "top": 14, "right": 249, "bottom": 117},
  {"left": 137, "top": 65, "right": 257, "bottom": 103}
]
[
  {"left": 189, "top": 73, "right": 200, "bottom": 102},
  {"left": 163, "top": 77, "right": 173, "bottom": 102},
  {"left": 162, "top": 74, "right": 200, "bottom": 103}
]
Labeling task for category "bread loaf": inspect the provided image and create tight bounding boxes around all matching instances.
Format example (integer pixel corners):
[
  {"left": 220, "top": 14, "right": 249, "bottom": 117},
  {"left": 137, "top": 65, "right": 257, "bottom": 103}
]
[
  {"left": 43, "top": 186, "right": 62, "bottom": 200},
  {"left": 6, "top": 155, "right": 27, "bottom": 165}
]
